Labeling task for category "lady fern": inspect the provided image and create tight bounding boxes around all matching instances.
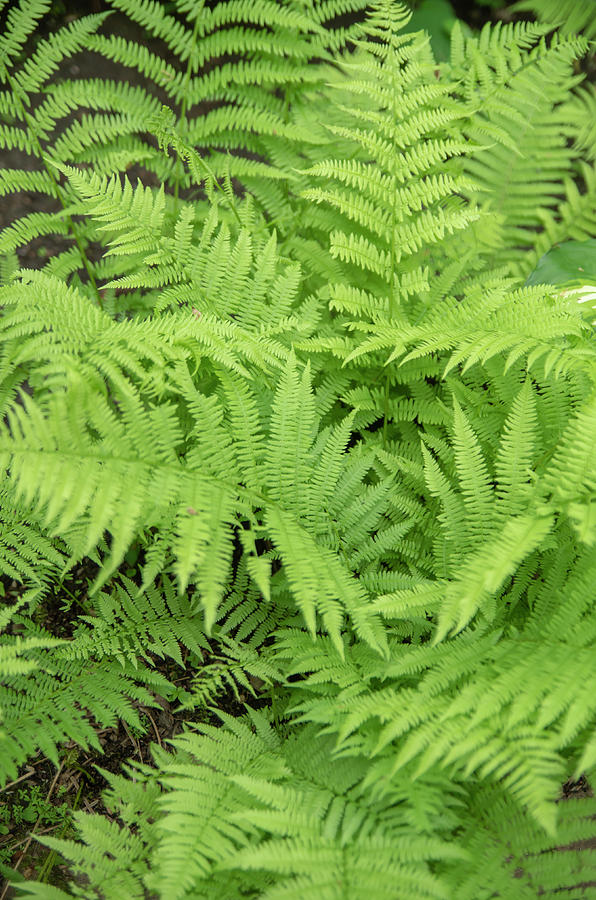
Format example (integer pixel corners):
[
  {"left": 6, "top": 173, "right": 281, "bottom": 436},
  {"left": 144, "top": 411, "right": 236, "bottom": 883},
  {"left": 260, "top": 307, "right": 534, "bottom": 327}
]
[{"left": 1, "top": 0, "right": 596, "bottom": 897}]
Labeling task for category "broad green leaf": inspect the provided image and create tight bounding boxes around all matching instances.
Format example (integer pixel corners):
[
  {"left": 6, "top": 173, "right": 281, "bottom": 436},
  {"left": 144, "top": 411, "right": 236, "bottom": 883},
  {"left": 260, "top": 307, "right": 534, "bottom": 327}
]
[{"left": 525, "top": 239, "right": 596, "bottom": 288}]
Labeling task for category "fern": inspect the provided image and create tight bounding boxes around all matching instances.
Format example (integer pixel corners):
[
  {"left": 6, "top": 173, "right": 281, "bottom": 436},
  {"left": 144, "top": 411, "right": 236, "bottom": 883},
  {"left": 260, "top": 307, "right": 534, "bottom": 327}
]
[
  {"left": 1, "top": 0, "right": 596, "bottom": 897},
  {"left": 512, "top": 0, "right": 596, "bottom": 41},
  {"left": 0, "top": 615, "right": 170, "bottom": 783}
]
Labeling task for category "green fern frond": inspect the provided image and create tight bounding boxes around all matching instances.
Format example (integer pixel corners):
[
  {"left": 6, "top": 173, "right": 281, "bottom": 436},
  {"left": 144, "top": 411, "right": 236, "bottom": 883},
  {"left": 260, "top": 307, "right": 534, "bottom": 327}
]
[
  {"left": 0, "top": 1, "right": 50, "bottom": 77},
  {"left": 447, "top": 23, "right": 591, "bottom": 275},
  {"left": 0, "top": 633, "right": 167, "bottom": 784},
  {"left": 109, "top": 0, "right": 199, "bottom": 61},
  {"left": 541, "top": 389, "right": 596, "bottom": 544},
  {"left": 0, "top": 385, "right": 223, "bottom": 592},
  {"left": 11, "top": 13, "right": 110, "bottom": 96},
  {"left": 56, "top": 164, "right": 167, "bottom": 259},
  {"left": 217, "top": 368, "right": 266, "bottom": 493},
  {"left": 451, "top": 398, "right": 495, "bottom": 540},
  {"left": 444, "top": 785, "right": 596, "bottom": 898},
  {"left": 512, "top": 0, "right": 596, "bottom": 40},
  {"left": 433, "top": 511, "right": 555, "bottom": 639},
  {"left": 264, "top": 353, "right": 317, "bottom": 510},
  {"left": 64, "top": 574, "right": 208, "bottom": 668},
  {"left": 1, "top": 1, "right": 596, "bottom": 896},
  {"left": 30, "top": 769, "right": 161, "bottom": 900},
  {"left": 494, "top": 377, "right": 539, "bottom": 519},
  {"left": 0, "top": 168, "right": 57, "bottom": 198},
  {"left": 265, "top": 505, "right": 377, "bottom": 656},
  {"left": 0, "top": 209, "right": 69, "bottom": 255},
  {"left": 147, "top": 711, "right": 284, "bottom": 899},
  {"left": 173, "top": 481, "right": 237, "bottom": 630}
]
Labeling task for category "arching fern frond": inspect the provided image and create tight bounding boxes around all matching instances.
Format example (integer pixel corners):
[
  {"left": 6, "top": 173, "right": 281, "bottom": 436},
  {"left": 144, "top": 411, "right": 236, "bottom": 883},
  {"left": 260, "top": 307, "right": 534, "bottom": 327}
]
[{"left": 447, "top": 20, "right": 591, "bottom": 278}]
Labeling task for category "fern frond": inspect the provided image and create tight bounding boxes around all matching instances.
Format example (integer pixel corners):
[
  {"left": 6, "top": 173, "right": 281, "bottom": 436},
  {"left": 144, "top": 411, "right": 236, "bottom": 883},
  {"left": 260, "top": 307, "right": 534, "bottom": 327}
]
[
  {"left": 0, "top": 633, "right": 166, "bottom": 784},
  {"left": 541, "top": 389, "right": 596, "bottom": 545},
  {"left": 0, "top": 168, "right": 57, "bottom": 198},
  {"left": 494, "top": 377, "right": 538, "bottom": 519},
  {"left": 12, "top": 13, "right": 110, "bottom": 96},
  {"left": 0, "top": 0, "right": 50, "bottom": 76},
  {"left": 147, "top": 711, "right": 283, "bottom": 899},
  {"left": 0, "top": 210, "right": 69, "bottom": 255},
  {"left": 64, "top": 574, "right": 208, "bottom": 668},
  {"left": 264, "top": 353, "right": 317, "bottom": 510},
  {"left": 57, "top": 164, "right": 166, "bottom": 259},
  {"left": 512, "top": 0, "right": 596, "bottom": 40},
  {"left": 0, "top": 495, "right": 66, "bottom": 599}
]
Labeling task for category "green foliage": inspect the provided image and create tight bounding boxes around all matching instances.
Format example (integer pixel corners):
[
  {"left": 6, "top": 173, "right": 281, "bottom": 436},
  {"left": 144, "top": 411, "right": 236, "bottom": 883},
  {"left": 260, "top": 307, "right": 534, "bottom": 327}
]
[
  {"left": 512, "top": 0, "right": 596, "bottom": 41},
  {"left": 1, "top": 783, "right": 69, "bottom": 830},
  {"left": 0, "top": 781, "right": 73, "bottom": 883},
  {"left": 1, "top": 0, "right": 596, "bottom": 897}
]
